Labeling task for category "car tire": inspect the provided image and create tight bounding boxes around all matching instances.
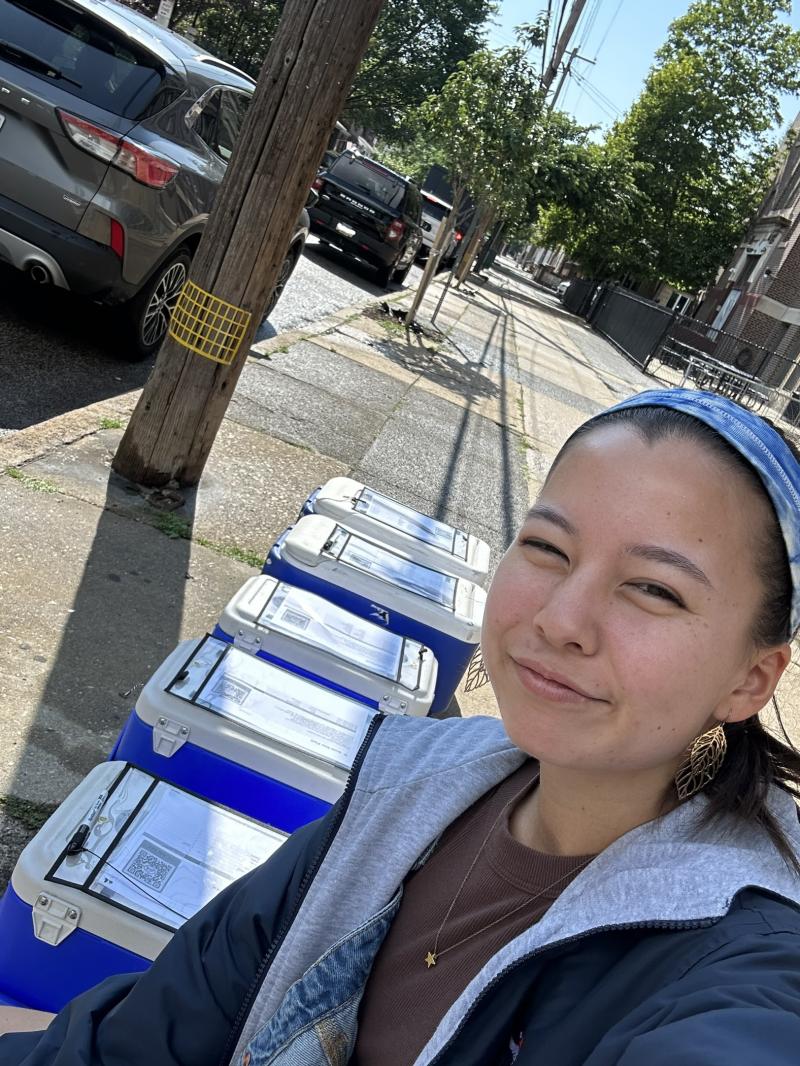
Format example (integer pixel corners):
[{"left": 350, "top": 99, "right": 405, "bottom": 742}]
[
  {"left": 393, "top": 260, "right": 413, "bottom": 285},
  {"left": 375, "top": 261, "right": 395, "bottom": 289},
  {"left": 124, "top": 248, "right": 192, "bottom": 361},
  {"left": 264, "top": 243, "right": 301, "bottom": 319}
]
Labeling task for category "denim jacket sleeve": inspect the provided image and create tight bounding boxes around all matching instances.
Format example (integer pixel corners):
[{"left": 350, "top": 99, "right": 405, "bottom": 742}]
[{"left": 0, "top": 815, "right": 329, "bottom": 1066}]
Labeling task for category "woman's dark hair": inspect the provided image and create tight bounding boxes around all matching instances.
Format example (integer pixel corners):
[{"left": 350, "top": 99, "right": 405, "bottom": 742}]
[{"left": 553, "top": 405, "right": 800, "bottom": 871}]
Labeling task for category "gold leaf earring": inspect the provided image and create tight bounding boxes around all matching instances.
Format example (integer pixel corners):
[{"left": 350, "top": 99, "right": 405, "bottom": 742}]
[{"left": 674, "top": 723, "right": 728, "bottom": 801}]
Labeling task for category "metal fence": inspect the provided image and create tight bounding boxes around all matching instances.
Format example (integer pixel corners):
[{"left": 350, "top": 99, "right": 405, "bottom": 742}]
[{"left": 575, "top": 284, "right": 800, "bottom": 438}]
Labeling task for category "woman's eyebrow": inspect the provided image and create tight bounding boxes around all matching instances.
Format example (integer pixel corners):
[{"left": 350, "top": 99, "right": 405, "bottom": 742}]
[
  {"left": 627, "top": 544, "right": 714, "bottom": 589},
  {"left": 525, "top": 504, "right": 577, "bottom": 536}
]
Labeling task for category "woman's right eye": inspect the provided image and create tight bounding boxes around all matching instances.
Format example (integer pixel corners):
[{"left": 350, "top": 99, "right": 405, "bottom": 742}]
[{"left": 521, "top": 538, "right": 567, "bottom": 560}]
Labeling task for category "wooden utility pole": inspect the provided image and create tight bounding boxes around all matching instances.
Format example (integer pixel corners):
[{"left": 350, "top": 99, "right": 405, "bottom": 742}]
[
  {"left": 113, "top": 0, "right": 386, "bottom": 487},
  {"left": 541, "top": 0, "right": 588, "bottom": 94}
]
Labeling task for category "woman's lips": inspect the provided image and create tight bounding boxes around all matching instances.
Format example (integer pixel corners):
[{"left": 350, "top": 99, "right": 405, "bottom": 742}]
[{"left": 512, "top": 658, "right": 605, "bottom": 704}]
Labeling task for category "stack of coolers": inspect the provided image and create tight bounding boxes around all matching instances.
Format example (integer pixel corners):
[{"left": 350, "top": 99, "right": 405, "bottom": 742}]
[{"left": 0, "top": 477, "right": 489, "bottom": 1011}]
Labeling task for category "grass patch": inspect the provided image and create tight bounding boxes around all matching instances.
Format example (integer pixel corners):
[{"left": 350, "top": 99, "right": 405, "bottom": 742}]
[
  {"left": 0, "top": 795, "right": 57, "bottom": 833},
  {"left": 380, "top": 316, "right": 407, "bottom": 338},
  {"left": 196, "top": 536, "right": 263, "bottom": 569},
  {"left": 4, "top": 467, "right": 59, "bottom": 493},
  {"left": 153, "top": 512, "right": 192, "bottom": 539},
  {"left": 151, "top": 511, "right": 262, "bottom": 568},
  {"left": 99, "top": 417, "right": 123, "bottom": 430}
]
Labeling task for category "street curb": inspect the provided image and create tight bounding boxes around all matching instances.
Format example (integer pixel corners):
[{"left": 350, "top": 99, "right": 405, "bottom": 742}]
[
  {"left": 0, "top": 390, "right": 141, "bottom": 471},
  {"left": 0, "top": 284, "right": 425, "bottom": 472}
]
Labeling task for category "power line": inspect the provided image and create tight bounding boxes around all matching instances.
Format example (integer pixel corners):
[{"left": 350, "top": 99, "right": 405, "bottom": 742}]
[
  {"left": 592, "top": 0, "right": 625, "bottom": 60},
  {"left": 541, "top": 0, "right": 554, "bottom": 80},
  {"left": 571, "top": 68, "right": 620, "bottom": 119}
]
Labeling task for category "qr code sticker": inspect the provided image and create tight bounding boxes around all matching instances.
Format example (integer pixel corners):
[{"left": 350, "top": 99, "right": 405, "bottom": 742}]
[
  {"left": 213, "top": 678, "right": 251, "bottom": 705},
  {"left": 124, "top": 841, "right": 179, "bottom": 892},
  {"left": 282, "top": 608, "right": 310, "bottom": 631}
]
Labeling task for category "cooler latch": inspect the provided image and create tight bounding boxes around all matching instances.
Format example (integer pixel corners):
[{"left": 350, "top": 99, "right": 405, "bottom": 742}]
[
  {"left": 153, "top": 715, "right": 190, "bottom": 757},
  {"left": 32, "top": 893, "right": 80, "bottom": 946}
]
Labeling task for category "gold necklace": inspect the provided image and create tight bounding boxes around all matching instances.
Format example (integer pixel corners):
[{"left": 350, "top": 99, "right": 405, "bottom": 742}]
[{"left": 424, "top": 799, "right": 593, "bottom": 969}]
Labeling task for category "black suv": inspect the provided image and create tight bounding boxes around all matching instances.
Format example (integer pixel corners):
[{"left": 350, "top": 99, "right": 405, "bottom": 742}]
[{"left": 309, "top": 153, "right": 423, "bottom": 288}]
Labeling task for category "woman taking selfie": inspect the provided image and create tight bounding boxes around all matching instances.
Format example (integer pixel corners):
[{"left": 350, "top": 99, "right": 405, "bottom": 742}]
[{"left": 2, "top": 388, "right": 800, "bottom": 1065}]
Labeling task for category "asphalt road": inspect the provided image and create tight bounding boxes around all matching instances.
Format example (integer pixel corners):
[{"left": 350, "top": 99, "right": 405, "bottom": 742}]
[{"left": 0, "top": 236, "right": 424, "bottom": 436}]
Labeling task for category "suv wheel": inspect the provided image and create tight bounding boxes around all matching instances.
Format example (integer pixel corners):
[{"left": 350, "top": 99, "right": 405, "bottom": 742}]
[
  {"left": 125, "top": 248, "right": 192, "bottom": 361},
  {"left": 375, "top": 261, "right": 395, "bottom": 289},
  {"left": 264, "top": 244, "right": 300, "bottom": 319}
]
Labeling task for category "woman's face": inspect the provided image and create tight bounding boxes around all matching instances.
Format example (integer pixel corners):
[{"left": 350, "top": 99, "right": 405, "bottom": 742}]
[{"left": 482, "top": 424, "right": 780, "bottom": 780}]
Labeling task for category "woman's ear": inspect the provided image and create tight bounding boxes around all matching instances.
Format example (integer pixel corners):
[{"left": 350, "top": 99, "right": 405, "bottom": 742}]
[{"left": 723, "top": 643, "right": 792, "bottom": 724}]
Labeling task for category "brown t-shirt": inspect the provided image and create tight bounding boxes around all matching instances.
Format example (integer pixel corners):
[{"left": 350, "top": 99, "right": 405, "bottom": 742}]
[{"left": 350, "top": 761, "right": 594, "bottom": 1066}]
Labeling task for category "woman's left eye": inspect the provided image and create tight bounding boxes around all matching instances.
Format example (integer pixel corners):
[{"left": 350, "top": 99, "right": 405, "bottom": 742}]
[{"left": 630, "top": 582, "right": 684, "bottom": 607}]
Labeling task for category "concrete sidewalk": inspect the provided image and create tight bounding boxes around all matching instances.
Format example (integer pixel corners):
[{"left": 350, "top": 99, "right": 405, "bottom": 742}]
[{"left": 1, "top": 260, "right": 796, "bottom": 886}]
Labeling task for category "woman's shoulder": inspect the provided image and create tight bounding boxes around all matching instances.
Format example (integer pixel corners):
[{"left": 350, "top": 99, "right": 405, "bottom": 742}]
[{"left": 355, "top": 712, "right": 524, "bottom": 793}]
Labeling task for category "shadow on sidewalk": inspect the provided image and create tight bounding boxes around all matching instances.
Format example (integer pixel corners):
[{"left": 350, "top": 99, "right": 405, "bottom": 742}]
[{"left": 2, "top": 480, "right": 195, "bottom": 887}]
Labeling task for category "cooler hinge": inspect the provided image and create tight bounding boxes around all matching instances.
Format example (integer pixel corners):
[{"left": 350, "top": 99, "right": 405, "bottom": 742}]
[
  {"left": 32, "top": 893, "right": 80, "bottom": 946},
  {"left": 233, "top": 629, "right": 263, "bottom": 655},
  {"left": 153, "top": 715, "right": 190, "bottom": 757}
]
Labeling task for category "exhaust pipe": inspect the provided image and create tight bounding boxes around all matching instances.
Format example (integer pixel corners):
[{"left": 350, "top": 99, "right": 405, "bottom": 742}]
[{"left": 28, "top": 262, "right": 52, "bottom": 285}]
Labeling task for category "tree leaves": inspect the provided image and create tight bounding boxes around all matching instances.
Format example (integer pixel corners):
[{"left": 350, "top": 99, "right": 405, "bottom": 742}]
[{"left": 540, "top": 0, "right": 800, "bottom": 291}]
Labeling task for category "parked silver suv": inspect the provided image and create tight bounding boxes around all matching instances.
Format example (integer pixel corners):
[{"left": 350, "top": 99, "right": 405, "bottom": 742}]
[{"left": 0, "top": 0, "right": 309, "bottom": 358}]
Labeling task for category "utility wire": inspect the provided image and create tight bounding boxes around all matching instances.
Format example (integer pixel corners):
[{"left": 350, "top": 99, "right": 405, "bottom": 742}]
[
  {"left": 592, "top": 0, "right": 625, "bottom": 60},
  {"left": 541, "top": 0, "right": 554, "bottom": 80}
]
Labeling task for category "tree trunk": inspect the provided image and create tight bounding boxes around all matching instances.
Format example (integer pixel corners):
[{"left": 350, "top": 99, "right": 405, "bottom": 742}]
[
  {"left": 455, "top": 206, "right": 494, "bottom": 286},
  {"left": 404, "top": 189, "right": 464, "bottom": 327},
  {"left": 113, "top": 0, "right": 386, "bottom": 487}
]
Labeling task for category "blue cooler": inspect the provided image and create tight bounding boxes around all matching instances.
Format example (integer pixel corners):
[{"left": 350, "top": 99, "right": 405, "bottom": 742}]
[
  {"left": 110, "top": 635, "right": 375, "bottom": 829},
  {"left": 263, "top": 515, "right": 485, "bottom": 713},
  {"left": 302, "top": 477, "right": 491, "bottom": 586},
  {"left": 212, "top": 575, "right": 438, "bottom": 717},
  {"left": 0, "top": 761, "right": 286, "bottom": 1012}
]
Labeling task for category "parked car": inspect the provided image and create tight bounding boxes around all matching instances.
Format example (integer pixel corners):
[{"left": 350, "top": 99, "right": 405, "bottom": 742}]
[
  {"left": 0, "top": 0, "right": 309, "bottom": 358},
  {"left": 417, "top": 190, "right": 461, "bottom": 269},
  {"left": 309, "top": 152, "right": 423, "bottom": 288},
  {"left": 556, "top": 280, "right": 571, "bottom": 299}
]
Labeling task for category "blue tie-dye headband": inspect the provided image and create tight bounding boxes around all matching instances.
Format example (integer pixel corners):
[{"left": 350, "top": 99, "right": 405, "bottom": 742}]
[{"left": 605, "top": 389, "right": 800, "bottom": 637}]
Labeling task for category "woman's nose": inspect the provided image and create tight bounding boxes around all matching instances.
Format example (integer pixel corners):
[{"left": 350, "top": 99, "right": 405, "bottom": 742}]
[{"left": 532, "top": 573, "right": 600, "bottom": 655}]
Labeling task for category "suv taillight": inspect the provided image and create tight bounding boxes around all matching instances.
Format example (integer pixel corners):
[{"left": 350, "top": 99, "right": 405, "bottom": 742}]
[
  {"left": 58, "top": 110, "right": 179, "bottom": 189},
  {"left": 387, "top": 219, "right": 405, "bottom": 242},
  {"left": 312, "top": 176, "right": 324, "bottom": 191}
]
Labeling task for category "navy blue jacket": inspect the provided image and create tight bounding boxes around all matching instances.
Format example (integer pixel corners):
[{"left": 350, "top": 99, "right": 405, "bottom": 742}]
[{"left": 2, "top": 715, "right": 800, "bottom": 1065}]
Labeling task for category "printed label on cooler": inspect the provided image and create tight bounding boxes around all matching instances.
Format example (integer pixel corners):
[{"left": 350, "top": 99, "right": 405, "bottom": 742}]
[
  {"left": 338, "top": 533, "right": 457, "bottom": 609},
  {"left": 353, "top": 488, "right": 468, "bottom": 559},
  {"left": 167, "top": 637, "right": 374, "bottom": 769}
]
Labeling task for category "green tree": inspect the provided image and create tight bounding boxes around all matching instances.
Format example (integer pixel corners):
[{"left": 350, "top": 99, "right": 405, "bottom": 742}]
[
  {"left": 160, "top": 0, "right": 495, "bottom": 142},
  {"left": 345, "top": 0, "right": 496, "bottom": 139},
  {"left": 547, "top": 0, "right": 800, "bottom": 290},
  {"left": 534, "top": 143, "right": 647, "bottom": 278}
]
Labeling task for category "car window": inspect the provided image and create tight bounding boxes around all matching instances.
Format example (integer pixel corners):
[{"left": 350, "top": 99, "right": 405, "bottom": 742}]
[
  {"left": 422, "top": 197, "right": 449, "bottom": 223},
  {"left": 194, "top": 88, "right": 250, "bottom": 161},
  {"left": 405, "top": 183, "right": 421, "bottom": 223},
  {"left": 216, "top": 89, "right": 250, "bottom": 160},
  {"left": 0, "top": 0, "right": 170, "bottom": 119},
  {"left": 329, "top": 155, "right": 406, "bottom": 209}
]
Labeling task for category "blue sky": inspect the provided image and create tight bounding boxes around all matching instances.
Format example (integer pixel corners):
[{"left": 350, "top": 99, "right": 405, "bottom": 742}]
[{"left": 486, "top": 1, "right": 800, "bottom": 136}]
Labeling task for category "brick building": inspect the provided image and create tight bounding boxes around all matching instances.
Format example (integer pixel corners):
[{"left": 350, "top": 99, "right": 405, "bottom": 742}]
[{"left": 697, "top": 113, "right": 800, "bottom": 389}]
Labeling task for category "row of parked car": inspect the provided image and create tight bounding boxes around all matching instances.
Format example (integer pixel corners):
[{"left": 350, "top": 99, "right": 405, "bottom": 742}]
[{"left": 0, "top": 0, "right": 458, "bottom": 360}]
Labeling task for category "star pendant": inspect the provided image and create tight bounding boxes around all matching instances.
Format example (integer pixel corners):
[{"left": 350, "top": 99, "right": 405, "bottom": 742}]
[{"left": 425, "top": 951, "right": 437, "bottom": 968}]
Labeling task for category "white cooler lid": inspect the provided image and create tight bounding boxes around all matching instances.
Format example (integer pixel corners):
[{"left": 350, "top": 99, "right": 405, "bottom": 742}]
[
  {"left": 136, "top": 636, "right": 375, "bottom": 800},
  {"left": 11, "top": 761, "right": 286, "bottom": 961},
  {"left": 284, "top": 516, "right": 485, "bottom": 643},
  {"left": 218, "top": 575, "right": 437, "bottom": 716},
  {"left": 315, "top": 476, "right": 480, "bottom": 557}
]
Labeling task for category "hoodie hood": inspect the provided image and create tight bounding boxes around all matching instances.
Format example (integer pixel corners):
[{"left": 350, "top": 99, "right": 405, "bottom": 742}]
[{"left": 233, "top": 713, "right": 800, "bottom": 1062}]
